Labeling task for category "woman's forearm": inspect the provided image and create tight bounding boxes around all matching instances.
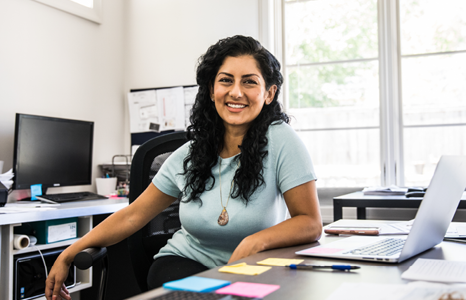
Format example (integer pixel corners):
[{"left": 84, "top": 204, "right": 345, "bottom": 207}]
[{"left": 58, "top": 183, "right": 176, "bottom": 265}]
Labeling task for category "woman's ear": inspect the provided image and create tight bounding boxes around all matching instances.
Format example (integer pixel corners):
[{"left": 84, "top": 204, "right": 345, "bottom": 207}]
[
  {"left": 265, "top": 85, "right": 277, "bottom": 105},
  {"left": 209, "top": 86, "right": 215, "bottom": 101}
]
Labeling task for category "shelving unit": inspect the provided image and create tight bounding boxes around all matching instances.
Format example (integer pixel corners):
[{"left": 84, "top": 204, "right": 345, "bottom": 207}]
[{"left": 0, "top": 198, "right": 128, "bottom": 300}]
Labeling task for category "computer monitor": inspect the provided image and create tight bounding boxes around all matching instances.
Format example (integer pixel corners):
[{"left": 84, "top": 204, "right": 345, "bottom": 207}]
[{"left": 13, "top": 113, "right": 94, "bottom": 196}]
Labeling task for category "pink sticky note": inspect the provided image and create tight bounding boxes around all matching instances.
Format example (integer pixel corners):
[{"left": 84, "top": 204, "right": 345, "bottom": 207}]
[
  {"left": 302, "top": 247, "right": 343, "bottom": 254},
  {"left": 215, "top": 282, "right": 280, "bottom": 298}
]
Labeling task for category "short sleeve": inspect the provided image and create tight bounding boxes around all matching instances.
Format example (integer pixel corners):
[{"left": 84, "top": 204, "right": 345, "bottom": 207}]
[
  {"left": 269, "top": 123, "right": 317, "bottom": 194},
  {"left": 151, "top": 142, "right": 190, "bottom": 198}
]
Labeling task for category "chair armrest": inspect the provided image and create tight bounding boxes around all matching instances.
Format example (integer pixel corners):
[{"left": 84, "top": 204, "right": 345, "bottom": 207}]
[{"left": 74, "top": 247, "right": 108, "bottom": 270}]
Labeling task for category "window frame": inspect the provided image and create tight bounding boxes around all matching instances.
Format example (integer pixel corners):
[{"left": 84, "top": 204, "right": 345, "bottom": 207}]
[
  {"left": 274, "top": 0, "right": 466, "bottom": 187},
  {"left": 33, "top": 0, "right": 102, "bottom": 24}
]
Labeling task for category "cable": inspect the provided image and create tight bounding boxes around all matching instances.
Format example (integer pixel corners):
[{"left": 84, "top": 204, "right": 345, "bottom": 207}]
[{"left": 32, "top": 245, "right": 48, "bottom": 278}]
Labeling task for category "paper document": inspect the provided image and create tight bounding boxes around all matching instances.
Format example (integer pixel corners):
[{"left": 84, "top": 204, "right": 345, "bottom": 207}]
[
  {"left": 183, "top": 86, "right": 198, "bottom": 127},
  {"left": 326, "top": 282, "right": 466, "bottom": 300},
  {"left": 156, "top": 87, "right": 185, "bottom": 131},
  {"left": 401, "top": 258, "right": 466, "bottom": 283},
  {"left": 0, "top": 168, "right": 14, "bottom": 189},
  {"left": 363, "top": 185, "right": 408, "bottom": 195},
  {"left": 128, "top": 86, "right": 196, "bottom": 133},
  {"left": 445, "top": 223, "right": 466, "bottom": 238}
]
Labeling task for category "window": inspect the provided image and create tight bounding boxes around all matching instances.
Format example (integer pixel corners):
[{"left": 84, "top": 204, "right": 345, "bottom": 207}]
[
  {"left": 284, "top": 0, "right": 466, "bottom": 188},
  {"left": 33, "top": 0, "right": 101, "bottom": 23}
]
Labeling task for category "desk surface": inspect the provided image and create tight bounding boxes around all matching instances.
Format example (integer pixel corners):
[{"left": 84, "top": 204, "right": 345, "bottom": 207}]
[
  {"left": 0, "top": 198, "right": 128, "bottom": 225},
  {"left": 127, "top": 228, "right": 466, "bottom": 300}
]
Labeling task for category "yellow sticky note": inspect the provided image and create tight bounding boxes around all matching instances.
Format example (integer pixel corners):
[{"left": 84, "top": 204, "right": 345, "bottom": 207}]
[
  {"left": 219, "top": 263, "right": 271, "bottom": 275},
  {"left": 256, "top": 258, "right": 304, "bottom": 267}
]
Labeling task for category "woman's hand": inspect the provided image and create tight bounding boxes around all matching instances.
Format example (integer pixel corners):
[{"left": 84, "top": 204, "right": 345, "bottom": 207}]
[
  {"left": 45, "top": 257, "right": 72, "bottom": 300},
  {"left": 227, "top": 180, "right": 322, "bottom": 264},
  {"left": 228, "top": 235, "right": 263, "bottom": 264}
]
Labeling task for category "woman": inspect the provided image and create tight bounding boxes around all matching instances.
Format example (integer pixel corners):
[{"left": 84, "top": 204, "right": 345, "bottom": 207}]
[{"left": 46, "top": 35, "right": 322, "bottom": 300}]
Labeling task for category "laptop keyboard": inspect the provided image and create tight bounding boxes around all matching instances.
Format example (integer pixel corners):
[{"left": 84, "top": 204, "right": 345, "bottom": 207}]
[{"left": 344, "top": 238, "right": 405, "bottom": 256}]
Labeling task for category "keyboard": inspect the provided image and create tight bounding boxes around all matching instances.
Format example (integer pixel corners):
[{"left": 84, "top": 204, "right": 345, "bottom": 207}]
[
  {"left": 37, "top": 192, "right": 108, "bottom": 203},
  {"left": 345, "top": 238, "right": 405, "bottom": 256},
  {"left": 148, "top": 291, "right": 260, "bottom": 300}
]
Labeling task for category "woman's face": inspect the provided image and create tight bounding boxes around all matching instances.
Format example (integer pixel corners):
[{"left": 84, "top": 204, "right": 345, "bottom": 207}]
[{"left": 211, "top": 55, "right": 276, "bottom": 132}]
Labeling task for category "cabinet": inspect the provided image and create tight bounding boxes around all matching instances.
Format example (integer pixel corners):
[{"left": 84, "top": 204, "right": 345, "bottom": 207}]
[{"left": 0, "top": 198, "right": 128, "bottom": 300}]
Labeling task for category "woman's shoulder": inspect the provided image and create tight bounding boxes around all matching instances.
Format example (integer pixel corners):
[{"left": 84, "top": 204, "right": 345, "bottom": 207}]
[{"left": 268, "top": 121, "right": 298, "bottom": 138}]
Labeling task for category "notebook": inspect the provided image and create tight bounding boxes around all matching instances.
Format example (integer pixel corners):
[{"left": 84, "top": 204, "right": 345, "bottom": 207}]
[{"left": 296, "top": 155, "right": 466, "bottom": 263}]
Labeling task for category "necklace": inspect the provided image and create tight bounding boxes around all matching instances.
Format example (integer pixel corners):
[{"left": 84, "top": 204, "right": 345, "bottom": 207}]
[{"left": 217, "top": 159, "right": 239, "bottom": 226}]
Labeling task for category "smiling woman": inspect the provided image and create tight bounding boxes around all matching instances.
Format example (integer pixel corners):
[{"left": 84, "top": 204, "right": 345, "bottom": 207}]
[
  {"left": 33, "top": 0, "right": 102, "bottom": 23},
  {"left": 45, "top": 36, "right": 322, "bottom": 300}
]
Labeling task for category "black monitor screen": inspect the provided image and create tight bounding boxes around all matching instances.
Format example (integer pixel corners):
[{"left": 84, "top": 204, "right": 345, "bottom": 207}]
[{"left": 13, "top": 114, "right": 94, "bottom": 191}]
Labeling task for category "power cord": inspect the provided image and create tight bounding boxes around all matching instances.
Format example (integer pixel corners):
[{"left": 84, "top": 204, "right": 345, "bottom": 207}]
[{"left": 31, "top": 244, "right": 48, "bottom": 278}]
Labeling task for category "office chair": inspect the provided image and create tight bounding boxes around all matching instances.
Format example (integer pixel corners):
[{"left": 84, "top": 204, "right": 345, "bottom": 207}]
[{"left": 75, "top": 131, "right": 188, "bottom": 299}]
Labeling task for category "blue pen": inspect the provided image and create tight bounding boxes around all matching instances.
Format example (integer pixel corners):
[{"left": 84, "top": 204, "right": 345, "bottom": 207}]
[{"left": 288, "top": 264, "right": 360, "bottom": 271}]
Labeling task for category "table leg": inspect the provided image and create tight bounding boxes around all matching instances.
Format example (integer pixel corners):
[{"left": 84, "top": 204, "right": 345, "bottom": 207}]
[
  {"left": 333, "top": 200, "right": 343, "bottom": 221},
  {"left": 357, "top": 207, "right": 367, "bottom": 219}
]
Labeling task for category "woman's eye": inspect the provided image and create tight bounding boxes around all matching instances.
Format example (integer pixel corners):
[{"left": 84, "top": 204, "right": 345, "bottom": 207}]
[
  {"left": 244, "top": 79, "right": 257, "bottom": 85},
  {"left": 219, "top": 78, "right": 232, "bottom": 83}
]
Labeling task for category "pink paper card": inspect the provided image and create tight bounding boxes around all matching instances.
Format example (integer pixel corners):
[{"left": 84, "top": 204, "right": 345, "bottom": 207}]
[
  {"left": 302, "top": 247, "right": 343, "bottom": 254},
  {"left": 215, "top": 282, "right": 280, "bottom": 298}
]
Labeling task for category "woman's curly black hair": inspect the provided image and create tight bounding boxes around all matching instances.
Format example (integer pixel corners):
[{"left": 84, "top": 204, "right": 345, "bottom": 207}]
[{"left": 181, "top": 35, "right": 289, "bottom": 205}]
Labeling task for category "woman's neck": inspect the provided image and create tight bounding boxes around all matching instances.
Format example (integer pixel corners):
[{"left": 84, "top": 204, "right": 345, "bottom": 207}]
[{"left": 220, "top": 127, "right": 247, "bottom": 158}]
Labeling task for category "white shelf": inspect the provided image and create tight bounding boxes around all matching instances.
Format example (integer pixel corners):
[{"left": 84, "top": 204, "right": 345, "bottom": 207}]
[{"left": 0, "top": 198, "right": 128, "bottom": 300}]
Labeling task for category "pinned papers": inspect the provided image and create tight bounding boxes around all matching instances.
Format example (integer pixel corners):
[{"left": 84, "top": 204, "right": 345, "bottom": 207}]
[
  {"left": 162, "top": 276, "right": 230, "bottom": 292},
  {"left": 216, "top": 282, "right": 280, "bottom": 298},
  {"left": 219, "top": 263, "right": 271, "bottom": 275},
  {"left": 257, "top": 258, "right": 304, "bottom": 266}
]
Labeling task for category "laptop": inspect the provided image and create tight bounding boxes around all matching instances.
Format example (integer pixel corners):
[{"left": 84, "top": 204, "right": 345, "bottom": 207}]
[{"left": 296, "top": 155, "right": 466, "bottom": 263}]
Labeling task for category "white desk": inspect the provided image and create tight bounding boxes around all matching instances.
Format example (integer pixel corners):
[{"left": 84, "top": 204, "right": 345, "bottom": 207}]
[{"left": 0, "top": 198, "right": 128, "bottom": 300}]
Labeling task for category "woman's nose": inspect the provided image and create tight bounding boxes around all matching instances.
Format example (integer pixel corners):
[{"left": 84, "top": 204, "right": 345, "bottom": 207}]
[{"left": 229, "top": 83, "right": 243, "bottom": 99}]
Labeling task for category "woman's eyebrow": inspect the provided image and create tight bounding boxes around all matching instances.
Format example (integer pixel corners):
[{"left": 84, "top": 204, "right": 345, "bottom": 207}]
[
  {"left": 217, "top": 72, "right": 260, "bottom": 79},
  {"left": 217, "top": 72, "right": 233, "bottom": 77},
  {"left": 242, "top": 73, "right": 260, "bottom": 79}
]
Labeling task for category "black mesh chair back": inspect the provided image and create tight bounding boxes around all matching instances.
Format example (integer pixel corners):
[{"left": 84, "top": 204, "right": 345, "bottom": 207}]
[{"left": 127, "top": 131, "right": 188, "bottom": 292}]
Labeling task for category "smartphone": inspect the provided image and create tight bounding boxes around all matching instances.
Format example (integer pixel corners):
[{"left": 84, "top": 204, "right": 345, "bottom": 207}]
[{"left": 324, "top": 226, "right": 381, "bottom": 236}]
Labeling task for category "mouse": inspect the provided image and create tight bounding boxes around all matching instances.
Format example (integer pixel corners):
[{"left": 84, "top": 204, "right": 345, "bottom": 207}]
[{"left": 405, "top": 191, "right": 425, "bottom": 198}]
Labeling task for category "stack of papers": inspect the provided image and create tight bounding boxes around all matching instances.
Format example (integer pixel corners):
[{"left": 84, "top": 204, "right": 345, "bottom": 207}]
[
  {"left": 401, "top": 258, "right": 466, "bottom": 283},
  {"left": 363, "top": 185, "right": 408, "bottom": 196},
  {"left": 0, "top": 169, "right": 14, "bottom": 189}
]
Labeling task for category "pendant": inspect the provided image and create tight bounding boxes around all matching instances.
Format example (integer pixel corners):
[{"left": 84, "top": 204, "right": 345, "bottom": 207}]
[{"left": 218, "top": 208, "right": 229, "bottom": 226}]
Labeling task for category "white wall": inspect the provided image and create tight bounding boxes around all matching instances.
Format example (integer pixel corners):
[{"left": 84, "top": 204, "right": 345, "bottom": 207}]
[
  {"left": 125, "top": 0, "right": 260, "bottom": 90},
  {"left": 0, "top": 0, "right": 127, "bottom": 199},
  {"left": 0, "top": 0, "right": 262, "bottom": 200}
]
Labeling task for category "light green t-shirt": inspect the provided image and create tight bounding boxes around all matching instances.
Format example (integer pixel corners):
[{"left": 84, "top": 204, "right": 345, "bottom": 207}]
[{"left": 152, "top": 122, "right": 316, "bottom": 268}]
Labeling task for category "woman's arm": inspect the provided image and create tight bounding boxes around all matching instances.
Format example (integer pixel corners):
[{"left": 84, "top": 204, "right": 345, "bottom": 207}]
[
  {"left": 228, "top": 180, "right": 322, "bottom": 263},
  {"left": 45, "top": 183, "right": 176, "bottom": 300}
]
